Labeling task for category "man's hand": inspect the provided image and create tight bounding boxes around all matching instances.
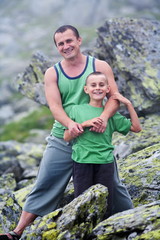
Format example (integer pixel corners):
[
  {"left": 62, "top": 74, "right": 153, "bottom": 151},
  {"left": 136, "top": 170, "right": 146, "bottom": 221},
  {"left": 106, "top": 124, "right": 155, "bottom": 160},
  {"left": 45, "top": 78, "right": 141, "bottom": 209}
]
[
  {"left": 89, "top": 116, "right": 108, "bottom": 133},
  {"left": 68, "top": 121, "right": 84, "bottom": 138}
]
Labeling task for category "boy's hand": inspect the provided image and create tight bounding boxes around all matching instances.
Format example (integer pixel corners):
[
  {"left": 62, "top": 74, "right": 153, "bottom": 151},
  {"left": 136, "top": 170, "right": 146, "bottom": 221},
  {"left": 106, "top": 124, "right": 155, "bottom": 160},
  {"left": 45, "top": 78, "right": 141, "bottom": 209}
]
[
  {"left": 82, "top": 117, "right": 103, "bottom": 129},
  {"left": 89, "top": 116, "right": 107, "bottom": 133}
]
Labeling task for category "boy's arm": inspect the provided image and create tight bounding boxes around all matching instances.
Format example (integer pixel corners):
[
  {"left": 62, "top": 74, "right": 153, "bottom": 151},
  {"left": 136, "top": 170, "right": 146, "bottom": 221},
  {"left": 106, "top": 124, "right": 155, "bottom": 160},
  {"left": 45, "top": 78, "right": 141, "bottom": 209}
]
[
  {"left": 64, "top": 129, "right": 75, "bottom": 142},
  {"left": 111, "top": 93, "right": 142, "bottom": 132}
]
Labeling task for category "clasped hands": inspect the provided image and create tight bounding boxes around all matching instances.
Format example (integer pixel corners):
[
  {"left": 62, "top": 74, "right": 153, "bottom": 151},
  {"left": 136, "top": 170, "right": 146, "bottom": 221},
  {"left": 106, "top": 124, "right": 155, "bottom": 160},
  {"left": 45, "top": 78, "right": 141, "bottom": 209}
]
[{"left": 68, "top": 116, "right": 107, "bottom": 138}]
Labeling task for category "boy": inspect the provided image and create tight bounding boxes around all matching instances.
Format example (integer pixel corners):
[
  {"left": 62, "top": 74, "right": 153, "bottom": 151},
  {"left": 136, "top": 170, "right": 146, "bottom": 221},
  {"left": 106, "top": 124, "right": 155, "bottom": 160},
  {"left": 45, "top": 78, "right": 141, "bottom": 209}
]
[{"left": 64, "top": 71, "right": 141, "bottom": 217}]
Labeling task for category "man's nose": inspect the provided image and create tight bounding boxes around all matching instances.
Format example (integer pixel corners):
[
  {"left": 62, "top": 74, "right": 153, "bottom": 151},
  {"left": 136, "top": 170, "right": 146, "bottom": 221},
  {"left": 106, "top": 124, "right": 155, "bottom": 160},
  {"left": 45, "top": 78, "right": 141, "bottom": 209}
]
[{"left": 63, "top": 42, "right": 69, "bottom": 49}]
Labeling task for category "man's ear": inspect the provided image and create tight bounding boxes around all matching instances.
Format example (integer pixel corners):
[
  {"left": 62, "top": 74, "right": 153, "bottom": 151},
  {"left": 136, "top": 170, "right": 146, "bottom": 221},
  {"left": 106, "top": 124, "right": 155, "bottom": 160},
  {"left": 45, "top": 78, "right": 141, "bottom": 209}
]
[
  {"left": 84, "top": 85, "right": 89, "bottom": 94},
  {"left": 78, "top": 37, "right": 82, "bottom": 46}
]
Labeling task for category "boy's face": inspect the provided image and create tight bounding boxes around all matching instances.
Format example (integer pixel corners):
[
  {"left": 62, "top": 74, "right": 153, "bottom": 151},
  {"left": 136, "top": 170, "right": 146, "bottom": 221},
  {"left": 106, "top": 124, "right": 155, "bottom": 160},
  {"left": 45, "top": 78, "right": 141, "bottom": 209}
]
[{"left": 84, "top": 74, "right": 110, "bottom": 101}]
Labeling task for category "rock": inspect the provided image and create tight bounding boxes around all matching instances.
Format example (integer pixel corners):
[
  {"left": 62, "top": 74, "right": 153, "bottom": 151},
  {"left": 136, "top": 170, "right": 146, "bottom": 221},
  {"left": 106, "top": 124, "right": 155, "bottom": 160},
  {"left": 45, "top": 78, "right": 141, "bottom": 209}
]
[
  {"left": 92, "top": 18, "right": 160, "bottom": 115},
  {"left": 0, "top": 140, "right": 45, "bottom": 189},
  {"left": 0, "top": 140, "right": 45, "bottom": 168},
  {"left": 21, "top": 184, "right": 108, "bottom": 240},
  {"left": 0, "top": 190, "right": 22, "bottom": 233},
  {"left": 91, "top": 200, "right": 160, "bottom": 239},
  {"left": 0, "top": 156, "right": 23, "bottom": 182},
  {"left": 15, "top": 51, "right": 52, "bottom": 106},
  {"left": 0, "top": 173, "right": 16, "bottom": 191},
  {"left": 113, "top": 114, "right": 160, "bottom": 159},
  {"left": 118, "top": 142, "right": 160, "bottom": 207},
  {"left": 14, "top": 184, "right": 34, "bottom": 208}
]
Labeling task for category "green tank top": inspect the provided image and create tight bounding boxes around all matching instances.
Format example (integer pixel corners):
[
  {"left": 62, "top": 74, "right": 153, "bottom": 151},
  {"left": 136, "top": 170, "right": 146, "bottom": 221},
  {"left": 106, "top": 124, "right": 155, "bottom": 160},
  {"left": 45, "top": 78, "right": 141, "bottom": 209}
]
[{"left": 51, "top": 55, "right": 96, "bottom": 138}]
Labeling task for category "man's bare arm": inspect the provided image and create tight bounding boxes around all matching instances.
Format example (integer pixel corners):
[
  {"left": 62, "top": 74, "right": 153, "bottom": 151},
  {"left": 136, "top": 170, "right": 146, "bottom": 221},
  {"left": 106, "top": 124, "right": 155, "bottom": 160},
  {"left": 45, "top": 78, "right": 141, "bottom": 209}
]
[
  {"left": 63, "top": 117, "right": 103, "bottom": 142},
  {"left": 44, "top": 67, "right": 83, "bottom": 136},
  {"left": 92, "top": 59, "right": 120, "bottom": 132}
]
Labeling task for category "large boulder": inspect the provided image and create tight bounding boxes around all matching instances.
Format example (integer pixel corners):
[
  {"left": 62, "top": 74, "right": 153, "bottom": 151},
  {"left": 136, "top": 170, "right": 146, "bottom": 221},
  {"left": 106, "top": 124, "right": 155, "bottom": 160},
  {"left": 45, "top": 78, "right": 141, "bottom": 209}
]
[
  {"left": 92, "top": 18, "right": 160, "bottom": 115},
  {"left": 21, "top": 184, "right": 108, "bottom": 240},
  {"left": 117, "top": 142, "right": 160, "bottom": 207},
  {"left": 113, "top": 114, "right": 160, "bottom": 159},
  {"left": 91, "top": 200, "right": 160, "bottom": 240},
  {"left": 16, "top": 51, "right": 52, "bottom": 106}
]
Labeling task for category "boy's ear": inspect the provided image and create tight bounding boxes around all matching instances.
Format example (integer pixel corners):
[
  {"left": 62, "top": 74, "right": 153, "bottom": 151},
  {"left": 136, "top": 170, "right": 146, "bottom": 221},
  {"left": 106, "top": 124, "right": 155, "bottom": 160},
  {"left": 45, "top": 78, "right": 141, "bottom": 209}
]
[
  {"left": 106, "top": 85, "right": 111, "bottom": 94},
  {"left": 84, "top": 85, "right": 89, "bottom": 94}
]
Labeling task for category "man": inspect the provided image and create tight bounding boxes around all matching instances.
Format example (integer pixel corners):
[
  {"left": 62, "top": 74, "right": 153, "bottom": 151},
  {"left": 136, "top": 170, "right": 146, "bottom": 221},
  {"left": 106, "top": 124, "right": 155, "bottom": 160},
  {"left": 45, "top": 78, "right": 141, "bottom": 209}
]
[{"left": 0, "top": 25, "right": 133, "bottom": 240}]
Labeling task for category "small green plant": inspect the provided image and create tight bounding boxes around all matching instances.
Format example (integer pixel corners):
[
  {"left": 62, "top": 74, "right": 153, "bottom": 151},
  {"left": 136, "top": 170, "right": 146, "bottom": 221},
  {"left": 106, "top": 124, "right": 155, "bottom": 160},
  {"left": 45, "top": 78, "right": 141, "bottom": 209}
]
[{"left": 0, "top": 106, "right": 54, "bottom": 142}]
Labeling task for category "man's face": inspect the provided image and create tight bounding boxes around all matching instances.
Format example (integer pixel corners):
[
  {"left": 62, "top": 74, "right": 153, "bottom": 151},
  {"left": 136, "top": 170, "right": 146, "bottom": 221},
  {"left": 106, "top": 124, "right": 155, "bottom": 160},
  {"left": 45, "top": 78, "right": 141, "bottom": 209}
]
[{"left": 54, "top": 29, "right": 82, "bottom": 60}]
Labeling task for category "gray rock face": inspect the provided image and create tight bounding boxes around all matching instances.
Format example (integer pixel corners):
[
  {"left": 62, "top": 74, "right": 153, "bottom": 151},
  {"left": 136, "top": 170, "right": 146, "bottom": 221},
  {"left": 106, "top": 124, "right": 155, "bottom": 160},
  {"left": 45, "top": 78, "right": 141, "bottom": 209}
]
[
  {"left": 118, "top": 143, "right": 160, "bottom": 207},
  {"left": 0, "top": 190, "right": 22, "bottom": 233},
  {"left": 16, "top": 51, "right": 52, "bottom": 106},
  {"left": 20, "top": 184, "right": 108, "bottom": 240},
  {"left": 91, "top": 201, "right": 160, "bottom": 240},
  {"left": 93, "top": 18, "right": 160, "bottom": 115}
]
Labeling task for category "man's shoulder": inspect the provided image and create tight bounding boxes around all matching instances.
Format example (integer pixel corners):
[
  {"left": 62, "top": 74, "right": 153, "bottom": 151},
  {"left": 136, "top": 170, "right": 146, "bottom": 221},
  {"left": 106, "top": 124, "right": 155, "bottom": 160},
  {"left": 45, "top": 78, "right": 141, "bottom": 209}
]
[
  {"left": 95, "top": 58, "right": 110, "bottom": 67},
  {"left": 44, "top": 66, "right": 57, "bottom": 80}
]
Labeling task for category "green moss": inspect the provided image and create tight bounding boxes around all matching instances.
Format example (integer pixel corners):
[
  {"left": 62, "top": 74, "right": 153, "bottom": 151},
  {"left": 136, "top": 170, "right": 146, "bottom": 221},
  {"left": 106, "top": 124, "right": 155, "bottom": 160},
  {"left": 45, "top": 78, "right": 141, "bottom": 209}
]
[
  {"left": 145, "top": 63, "right": 158, "bottom": 78},
  {"left": 6, "top": 197, "right": 14, "bottom": 206},
  {"left": 142, "top": 62, "right": 159, "bottom": 95},
  {"left": 116, "top": 55, "right": 126, "bottom": 69},
  {"left": 0, "top": 106, "right": 53, "bottom": 142},
  {"left": 135, "top": 229, "right": 160, "bottom": 239},
  {"left": 118, "top": 143, "right": 160, "bottom": 206},
  {"left": 14, "top": 184, "right": 34, "bottom": 207},
  {"left": 42, "top": 229, "right": 59, "bottom": 240},
  {"left": 127, "top": 81, "right": 151, "bottom": 108}
]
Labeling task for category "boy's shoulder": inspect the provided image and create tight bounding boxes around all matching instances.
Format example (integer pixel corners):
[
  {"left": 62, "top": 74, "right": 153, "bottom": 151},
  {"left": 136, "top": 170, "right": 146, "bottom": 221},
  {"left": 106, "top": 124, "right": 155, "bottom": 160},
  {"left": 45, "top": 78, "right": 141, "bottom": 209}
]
[
  {"left": 71, "top": 104, "right": 88, "bottom": 111},
  {"left": 110, "top": 112, "right": 128, "bottom": 122}
]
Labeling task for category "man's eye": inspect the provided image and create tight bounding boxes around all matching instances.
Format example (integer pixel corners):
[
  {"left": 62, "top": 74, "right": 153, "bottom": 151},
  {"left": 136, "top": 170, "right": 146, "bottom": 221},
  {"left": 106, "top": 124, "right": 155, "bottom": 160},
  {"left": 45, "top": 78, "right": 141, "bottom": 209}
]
[
  {"left": 67, "top": 39, "right": 72, "bottom": 43},
  {"left": 58, "top": 42, "right": 63, "bottom": 46}
]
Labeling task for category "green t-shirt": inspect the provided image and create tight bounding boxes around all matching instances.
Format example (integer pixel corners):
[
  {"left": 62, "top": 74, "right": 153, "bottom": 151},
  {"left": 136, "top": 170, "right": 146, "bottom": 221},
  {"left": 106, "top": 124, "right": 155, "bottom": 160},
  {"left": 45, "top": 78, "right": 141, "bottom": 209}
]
[
  {"left": 51, "top": 55, "right": 95, "bottom": 138},
  {"left": 69, "top": 104, "right": 131, "bottom": 164}
]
